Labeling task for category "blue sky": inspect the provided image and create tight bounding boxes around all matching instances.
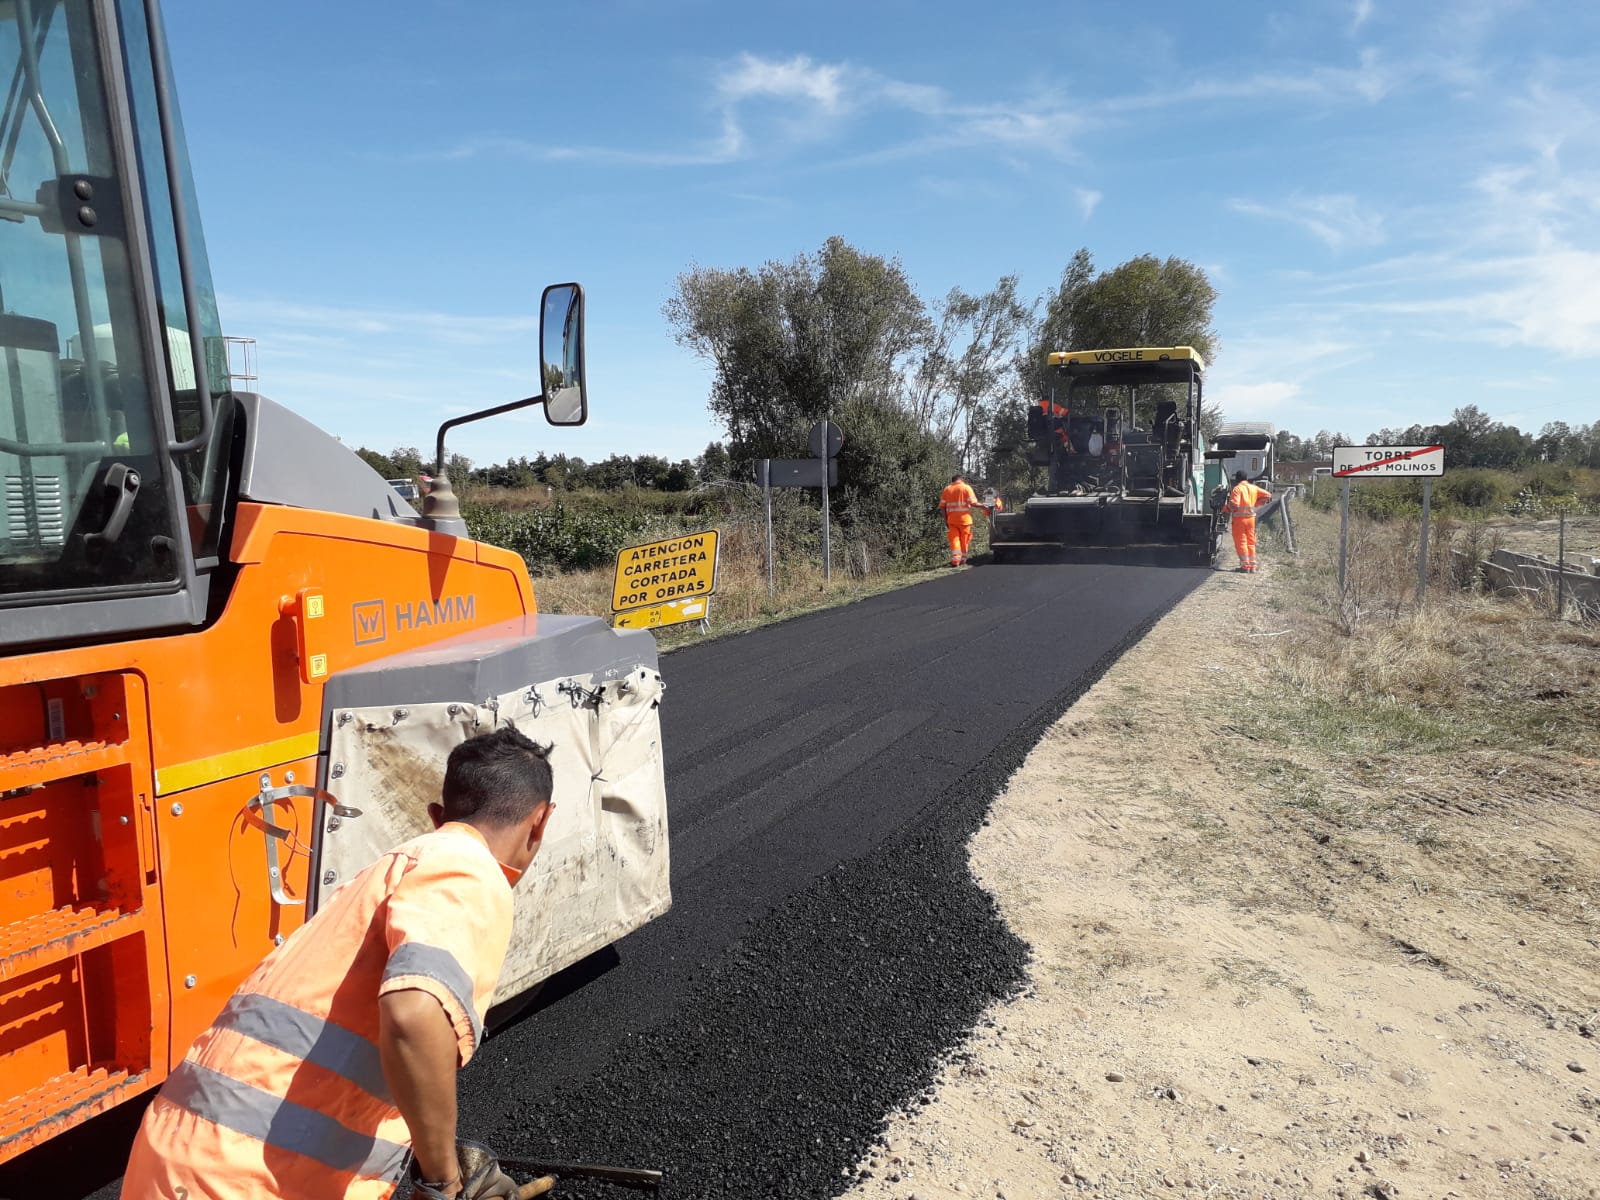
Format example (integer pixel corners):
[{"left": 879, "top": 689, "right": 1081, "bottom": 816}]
[{"left": 165, "top": 0, "right": 1600, "bottom": 467}]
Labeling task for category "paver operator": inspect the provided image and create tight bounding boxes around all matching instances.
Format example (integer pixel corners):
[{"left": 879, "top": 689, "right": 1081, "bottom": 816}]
[
  {"left": 1222, "top": 469, "right": 1274, "bottom": 573},
  {"left": 939, "top": 473, "right": 980, "bottom": 567},
  {"left": 123, "top": 727, "right": 559, "bottom": 1200}
]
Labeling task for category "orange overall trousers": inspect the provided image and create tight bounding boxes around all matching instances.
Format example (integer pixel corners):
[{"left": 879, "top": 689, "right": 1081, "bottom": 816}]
[
  {"left": 939, "top": 481, "right": 978, "bottom": 565},
  {"left": 1223, "top": 480, "right": 1272, "bottom": 572}
]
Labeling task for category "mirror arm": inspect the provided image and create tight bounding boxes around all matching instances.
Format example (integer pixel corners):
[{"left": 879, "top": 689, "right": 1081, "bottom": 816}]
[{"left": 432, "top": 394, "right": 543, "bottom": 476}]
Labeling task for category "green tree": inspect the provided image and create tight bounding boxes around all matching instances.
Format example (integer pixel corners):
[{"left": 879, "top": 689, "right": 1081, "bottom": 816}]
[
  {"left": 355, "top": 447, "right": 397, "bottom": 477},
  {"left": 695, "top": 441, "right": 733, "bottom": 483},
  {"left": 1536, "top": 421, "right": 1573, "bottom": 462},
  {"left": 665, "top": 236, "right": 930, "bottom": 461},
  {"left": 905, "top": 276, "right": 1033, "bottom": 474},
  {"left": 665, "top": 236, "right": 950, "bottom": 556}
]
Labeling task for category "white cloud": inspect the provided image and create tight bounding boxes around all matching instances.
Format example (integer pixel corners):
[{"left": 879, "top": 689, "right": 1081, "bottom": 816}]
[
  {"left": 717, "top": 53, "right": 848, "bottom": 114},
  {"left": 1221, "top": 380, "right": 1303, "bottom": 411},
  {"left": 1074, "top": 188, "right": 1102, "bottom": 220},
  {"left": 1230, "top": 193, "right": 1386, "bottom": 251},
  {"left": 1096, "top": 47, "right": 1396, "bottom": 113},
  {"left": 222, "top": 297, "right": 536, "bottom": 346},
  {"left": 1289, "top": 79, "right": 1600, "bottom": 360},
  {"left": 1352, "top": 248, "right": 1600, "bottom": 356},
  {"left": 1351, "top": 0, "right": 1375, "bottom": 32}
]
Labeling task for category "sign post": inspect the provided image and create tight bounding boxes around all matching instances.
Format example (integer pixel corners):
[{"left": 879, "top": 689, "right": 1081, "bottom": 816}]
[
  {"left": 759, "top": 459, "right": 774, "bottom": 596},
  {"left": 1339, "top": 477, "right": 1351, "bottom": 592},
  {"left": 810, "top": 419, "right": 844, "bottom": 585},
  {"left": 1331, "top": 445, "right": 1446, "bottom": 601}
]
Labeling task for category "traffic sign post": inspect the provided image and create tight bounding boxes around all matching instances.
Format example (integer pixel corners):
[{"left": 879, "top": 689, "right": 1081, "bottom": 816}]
[
  {"left": 759, "top": 422, "right": 845, "bottom": 589},
  {"left": 808, "top": 420, "right": 844, "bottom": 459},
  {"left": 760, "top": 459, "right": 774, "bottom": 596},
  {"left": 1330, "top": 445, "right": 1445, "bottom": 600},
  {"left": 811, "top": 419, "right": 843, "bottom": 585}
]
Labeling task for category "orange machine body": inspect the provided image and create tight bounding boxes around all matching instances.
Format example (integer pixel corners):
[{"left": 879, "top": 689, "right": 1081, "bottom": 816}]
[{"left": 0, "top": 503, "right": 536, "bottom": 1162}]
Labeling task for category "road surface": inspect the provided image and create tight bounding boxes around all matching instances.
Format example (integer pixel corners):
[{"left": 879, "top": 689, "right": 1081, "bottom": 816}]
[{"left": 3, "top": 555, "right": 1203, "bottom": 1200}]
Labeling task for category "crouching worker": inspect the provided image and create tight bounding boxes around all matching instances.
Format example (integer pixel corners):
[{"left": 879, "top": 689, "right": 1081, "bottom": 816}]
[{"left": 124, "top": 727, "right": 558, "bottom": 1200}]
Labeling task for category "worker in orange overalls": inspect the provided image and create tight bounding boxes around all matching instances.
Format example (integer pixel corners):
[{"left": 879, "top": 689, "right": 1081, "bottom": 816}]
[
  {"left": 1222, "top": 469, "right": 1273, "bottom": 573},
  {"left": 123, "top": 727, "right": 559, "bottom": 1200},
  {"left": 939, "top": 472, "right": 980, "bottom": 566}
]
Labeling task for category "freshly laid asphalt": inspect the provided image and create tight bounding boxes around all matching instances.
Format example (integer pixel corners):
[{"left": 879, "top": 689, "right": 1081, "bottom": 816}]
[{"left": 10, "top": 553, "right": 1203, "bottom": 1200}]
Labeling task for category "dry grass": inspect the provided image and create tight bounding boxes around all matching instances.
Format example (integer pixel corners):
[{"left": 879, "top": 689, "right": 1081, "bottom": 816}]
[
  {"left": 1258, "top": 504, "right": 1600, "bottom": 762},
  {"left": 1204, "top": 506, "right": 1600, "bottom": 1046}
]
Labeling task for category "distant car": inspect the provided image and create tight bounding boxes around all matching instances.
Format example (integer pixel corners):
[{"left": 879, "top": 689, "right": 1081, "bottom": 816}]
[{"left": 386, "top": 477, "right": 421, "bottom": 502}]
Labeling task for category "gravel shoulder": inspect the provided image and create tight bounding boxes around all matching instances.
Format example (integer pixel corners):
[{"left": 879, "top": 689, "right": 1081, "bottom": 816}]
[{"left": 843, "top": 560, "right": 1600, "bottom": 1200}]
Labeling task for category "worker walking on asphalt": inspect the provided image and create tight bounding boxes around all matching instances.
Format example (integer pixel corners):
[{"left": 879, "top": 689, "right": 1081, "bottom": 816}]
[
  {"left": 123, "top": 727, "right": 559, "bottom": 1200},
  {"left": 939, "top": 472, "right": 979, "bottom": 566},
  {"left": 1222, "top": 469, "right": 1273, "bottom": 573}
]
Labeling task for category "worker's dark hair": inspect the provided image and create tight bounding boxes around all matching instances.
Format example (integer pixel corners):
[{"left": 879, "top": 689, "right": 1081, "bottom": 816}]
[
  {"left": 951, "top": 473, "right": 963, "bottom": 482},
  {"left": 1233, "top": 470, "right": 1248, "bottom": 482},
  {"left": 441, "top": 726, "right": 553, "bottom": 828}
]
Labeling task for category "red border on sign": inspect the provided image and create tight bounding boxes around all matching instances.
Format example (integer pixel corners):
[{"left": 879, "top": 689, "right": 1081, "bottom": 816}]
[{"left": 1332, "top": 445, "right": 1444, "bottom": 477}]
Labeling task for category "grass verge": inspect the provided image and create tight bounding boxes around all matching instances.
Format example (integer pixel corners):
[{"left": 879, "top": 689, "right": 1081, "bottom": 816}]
[{"left": 528, "top": 510, "right": 989, "bottom": 651}]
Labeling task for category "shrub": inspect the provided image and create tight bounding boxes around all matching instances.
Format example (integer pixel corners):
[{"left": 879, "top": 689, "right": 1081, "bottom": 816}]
[
  {"left": 462, "top": 501, "right": 664, "bottom": 573},
  {"left": 1437, "top": 469, "right": 1515, "bottom": 512}
]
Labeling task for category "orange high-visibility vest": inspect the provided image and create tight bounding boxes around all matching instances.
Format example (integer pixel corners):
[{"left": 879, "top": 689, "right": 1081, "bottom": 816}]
[
  {"left": 940, "top": 480, "right": 978, "bottom": 526},
  {"left": 1223, "top": 480, "right": 1272, "bottom": 521},
  {"left": 123, "top": 823, "right": 517, "bottom": 1200}
]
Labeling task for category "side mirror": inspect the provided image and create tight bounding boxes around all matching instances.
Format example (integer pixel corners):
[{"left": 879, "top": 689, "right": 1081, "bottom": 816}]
[{"left": 540, "top": 282, "right": 587, "bottom": 426}]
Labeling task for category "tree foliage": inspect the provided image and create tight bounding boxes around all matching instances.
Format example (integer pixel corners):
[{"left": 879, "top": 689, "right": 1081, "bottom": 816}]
[
  {"left": 1020, "top": 250, "right": 1219, "bottom": 402},
  {"left": 665, "top": 237, "right": 976, "bottom": 556},
  {"left": 664, "top": 237, "right": 931, "bottom": 458},
  {"left": 905, "top": 276, "right": 1033, "bottom": 473}
]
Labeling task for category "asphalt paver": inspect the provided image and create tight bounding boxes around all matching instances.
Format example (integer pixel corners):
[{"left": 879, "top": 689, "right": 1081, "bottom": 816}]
[{"left": 11, "top": 554, "right": 1202, "bottom": 1200}]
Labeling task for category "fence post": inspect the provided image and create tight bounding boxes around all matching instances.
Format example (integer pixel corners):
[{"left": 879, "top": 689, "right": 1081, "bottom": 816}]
[{"left": 1557, "top": 508, "right": 1566, "bottom": 619}]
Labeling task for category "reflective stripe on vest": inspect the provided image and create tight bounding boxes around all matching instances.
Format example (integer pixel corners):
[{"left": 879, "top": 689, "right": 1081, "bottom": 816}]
[
  {"left": 214, "top": 992, "right": 391, "bottom": 1101},
  {"left": 163, "top": 1060, "right": 411, "bottom": 1182},
  {"left": 384, "top": 942, "right": 483, "bottom": 1047},
  {"left": 944, "top": 503, "right": 971, "bottom": 514}
]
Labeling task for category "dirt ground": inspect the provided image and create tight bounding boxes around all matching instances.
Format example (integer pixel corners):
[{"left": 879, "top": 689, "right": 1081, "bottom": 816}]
[{"left": 841, "top": 554, "right": 1600, "bottom": 1200}]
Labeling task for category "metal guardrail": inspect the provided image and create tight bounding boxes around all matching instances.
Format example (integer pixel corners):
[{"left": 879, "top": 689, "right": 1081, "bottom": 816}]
[{"left": 1256, "top": 490, "right": 1297, "bottom": 555}]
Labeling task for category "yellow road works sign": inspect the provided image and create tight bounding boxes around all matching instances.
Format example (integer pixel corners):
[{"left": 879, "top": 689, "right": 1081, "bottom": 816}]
[
  {"left": 612, "top": 596, "right": 710, "bottom": 631},
  {"left": 611, "top": 529, "right": 720, "bottom": 613}
]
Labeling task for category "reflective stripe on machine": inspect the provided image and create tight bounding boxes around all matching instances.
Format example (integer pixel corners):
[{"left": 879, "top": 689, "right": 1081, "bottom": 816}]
[
  {"left": 214, "top": 993, "right": 391, "bottom": 1101},
  {"left": 155, "top": 731, "right": 322, "bottom": 795},
  {"left": 162, "top": 1060, "right": 411, "bottom": 1181},
  {"left": 383, "top": 942, "right": 483, "bottom": 1046}
]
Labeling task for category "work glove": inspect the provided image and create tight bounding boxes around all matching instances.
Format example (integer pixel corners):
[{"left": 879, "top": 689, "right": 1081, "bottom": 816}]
[
  {"left": 411, "top": 1140, "right": 521, "bottom": 1200},
  {"left": 457, "top": 1141, "right": 523, "bottom": 1200}
]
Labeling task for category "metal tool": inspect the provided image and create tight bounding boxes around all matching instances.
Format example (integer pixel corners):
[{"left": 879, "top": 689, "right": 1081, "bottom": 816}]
[{"left": 501, "top": 1156, "right": 664, "bottom": 1191}]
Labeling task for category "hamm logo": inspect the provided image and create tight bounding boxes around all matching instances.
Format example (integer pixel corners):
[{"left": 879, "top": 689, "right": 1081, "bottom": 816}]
[
  {"left": 395, "top": 595, "right": 477, "bottom": 632},
  {"left": 353, "top": 600, "right": 387, "bottom": 645}
]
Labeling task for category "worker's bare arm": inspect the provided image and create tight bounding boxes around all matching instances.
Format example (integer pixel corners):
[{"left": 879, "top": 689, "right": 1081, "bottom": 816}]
[{"left": 379, "top": 988, "right": 464, "bottom": 1196}]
